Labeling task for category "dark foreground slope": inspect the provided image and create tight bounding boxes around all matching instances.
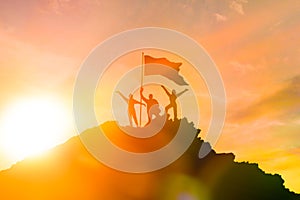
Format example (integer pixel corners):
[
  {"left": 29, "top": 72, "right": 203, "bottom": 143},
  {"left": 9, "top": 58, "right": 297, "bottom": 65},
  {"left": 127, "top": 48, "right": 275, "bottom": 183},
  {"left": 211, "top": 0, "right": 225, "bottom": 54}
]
[{"left": 0, "top": 119, "right": 299, "bottom": 200}]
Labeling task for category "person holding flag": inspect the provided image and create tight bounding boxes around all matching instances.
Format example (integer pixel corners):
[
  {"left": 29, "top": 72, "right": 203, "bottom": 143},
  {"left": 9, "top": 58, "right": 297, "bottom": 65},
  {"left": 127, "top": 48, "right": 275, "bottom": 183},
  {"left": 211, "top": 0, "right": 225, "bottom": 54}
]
[
  {"left": 116, "top": 91, "right": 145, "bottom": 127},
  {"left": 140, "top": 87, "right": 159, "bottom": 126},
  {"left": 138, "top": 53, "right": 189, "bottom": 125}
]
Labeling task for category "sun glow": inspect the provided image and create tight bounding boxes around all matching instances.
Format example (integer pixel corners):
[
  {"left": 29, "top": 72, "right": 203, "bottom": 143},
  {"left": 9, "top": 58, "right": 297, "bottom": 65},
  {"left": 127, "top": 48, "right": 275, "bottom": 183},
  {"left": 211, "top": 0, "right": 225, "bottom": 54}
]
[{"left": 0, "top": 97, "right": 71, "bottom": 161}]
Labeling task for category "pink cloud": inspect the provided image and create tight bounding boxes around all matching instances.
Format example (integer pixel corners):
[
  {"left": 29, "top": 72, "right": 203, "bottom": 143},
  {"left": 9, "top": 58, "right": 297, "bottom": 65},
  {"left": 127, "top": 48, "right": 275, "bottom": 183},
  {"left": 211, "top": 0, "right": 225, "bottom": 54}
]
[
  {"left": 230, "top": 0, "right": 247, "bottom": 15},
  {"left": 230, "top": 61, "right": 255, "bottom": 75},
  {"left": 214, "top": 13, "right": 228, "bottom": 22}
]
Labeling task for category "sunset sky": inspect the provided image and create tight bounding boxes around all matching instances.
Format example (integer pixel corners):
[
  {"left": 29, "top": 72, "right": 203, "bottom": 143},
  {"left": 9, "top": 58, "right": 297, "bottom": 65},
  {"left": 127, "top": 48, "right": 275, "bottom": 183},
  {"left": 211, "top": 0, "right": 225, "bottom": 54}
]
[{"left": 0, "top": 0, "right": 299, "bottom": 193}]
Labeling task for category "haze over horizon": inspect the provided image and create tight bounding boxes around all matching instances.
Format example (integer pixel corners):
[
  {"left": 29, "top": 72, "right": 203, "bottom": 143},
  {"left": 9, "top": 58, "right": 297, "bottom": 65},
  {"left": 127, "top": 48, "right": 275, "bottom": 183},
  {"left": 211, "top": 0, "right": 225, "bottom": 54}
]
[
  {"left": 0, "top": 119, "right": 299, "bottom": 200},
  {"left": 0, "top": 0, "right": 299, "bottom": 194}
]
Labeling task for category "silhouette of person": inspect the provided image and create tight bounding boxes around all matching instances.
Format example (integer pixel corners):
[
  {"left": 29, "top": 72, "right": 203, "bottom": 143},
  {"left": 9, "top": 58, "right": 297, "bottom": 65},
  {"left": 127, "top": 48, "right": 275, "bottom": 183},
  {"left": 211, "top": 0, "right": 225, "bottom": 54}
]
[
  {"left": 116, "top": 91, "right": 145, "bottom": 127},
  {"left": 161, "top": 85, "right": 188, "bottom": 120},
  {"left": 140, "top": 87, "right": 159, "bottom": 126}
]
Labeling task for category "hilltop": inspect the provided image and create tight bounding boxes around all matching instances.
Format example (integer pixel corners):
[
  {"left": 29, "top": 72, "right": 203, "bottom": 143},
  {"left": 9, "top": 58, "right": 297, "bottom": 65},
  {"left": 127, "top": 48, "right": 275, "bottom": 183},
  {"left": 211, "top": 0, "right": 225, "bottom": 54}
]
[{"left": 0, "top": 119, "right": 299, "bottom": 200}]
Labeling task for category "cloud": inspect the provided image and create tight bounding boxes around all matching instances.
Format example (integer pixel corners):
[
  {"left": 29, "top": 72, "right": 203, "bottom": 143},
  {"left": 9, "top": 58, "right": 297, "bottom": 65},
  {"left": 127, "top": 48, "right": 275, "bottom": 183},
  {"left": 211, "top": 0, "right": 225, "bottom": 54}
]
[
  {"left": 214, "top": 13, "right": 228, "bottom": 22},
  {"left": 41, "top": 0, "right": 100, "bottom": 15},
  {"left": 233, "top": 75, "right": 300, "bottom": 121},
  {"left": 230, "top": 0, "right": 248, "bottom": 15},
  {"left": 0, "top": 32, "right": 78, "bottom": 93},
  {"left": 42, "top": 0, "right": 74, "bottom": 14},
  {"left": 294, "top": 118, "right": 300, "bottom": 125},
  {"left": 230, "top": 61, "right": 255, "bottom": 75}
]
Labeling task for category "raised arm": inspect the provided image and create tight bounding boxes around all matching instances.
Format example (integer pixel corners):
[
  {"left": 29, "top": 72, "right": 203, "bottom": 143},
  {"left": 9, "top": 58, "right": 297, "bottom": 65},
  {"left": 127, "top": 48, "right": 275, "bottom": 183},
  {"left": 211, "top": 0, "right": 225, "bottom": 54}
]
[
  {"left": 176, "top": 88, "right": 188, "bottom": 97},
  {"left": 140, "top": 87, "right": 148, "bottom": 103},
  {"left": 116, "top": 91, "right": 128, "bottom": 103},
  {"left": 132, "top": 99, "right": 146, "bottom": 106},
  {"left": 161, "top": 85, "right": 171, "bottom": 96}
]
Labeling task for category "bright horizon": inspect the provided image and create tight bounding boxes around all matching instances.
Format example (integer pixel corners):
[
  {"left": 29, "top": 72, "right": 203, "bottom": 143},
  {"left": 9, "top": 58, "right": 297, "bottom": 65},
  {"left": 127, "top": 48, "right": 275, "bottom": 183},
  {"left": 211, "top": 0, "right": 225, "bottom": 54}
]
[{"left": 0, "top": 0, "right": 299, "bottom": 194}]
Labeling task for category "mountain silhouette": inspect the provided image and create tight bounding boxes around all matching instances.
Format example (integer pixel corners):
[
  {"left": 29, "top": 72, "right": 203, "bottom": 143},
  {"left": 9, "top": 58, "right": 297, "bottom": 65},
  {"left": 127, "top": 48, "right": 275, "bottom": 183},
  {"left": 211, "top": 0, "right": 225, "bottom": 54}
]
[{"left": 0, "top": 119, "right": 299, "bottom": 200}]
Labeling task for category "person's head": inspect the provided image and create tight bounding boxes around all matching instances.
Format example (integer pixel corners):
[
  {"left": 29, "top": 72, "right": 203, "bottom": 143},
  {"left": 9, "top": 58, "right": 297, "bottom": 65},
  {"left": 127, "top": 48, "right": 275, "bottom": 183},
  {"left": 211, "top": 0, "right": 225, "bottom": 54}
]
[
  {"left": 172, "top": 89, "right": 176, "bottom": 95},
  {"left": 149, "top": 94, "right": 153, "bottom": 99},
  {"left": 129, "top": 94, "right": 133, "bottom": 98}
]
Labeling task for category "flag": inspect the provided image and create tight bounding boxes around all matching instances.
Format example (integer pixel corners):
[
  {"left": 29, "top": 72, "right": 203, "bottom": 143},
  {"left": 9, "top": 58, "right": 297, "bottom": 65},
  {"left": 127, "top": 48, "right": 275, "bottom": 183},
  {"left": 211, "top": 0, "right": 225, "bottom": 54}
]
[{"left": 144, "top": 55, "right": 188, "bottom": 85}]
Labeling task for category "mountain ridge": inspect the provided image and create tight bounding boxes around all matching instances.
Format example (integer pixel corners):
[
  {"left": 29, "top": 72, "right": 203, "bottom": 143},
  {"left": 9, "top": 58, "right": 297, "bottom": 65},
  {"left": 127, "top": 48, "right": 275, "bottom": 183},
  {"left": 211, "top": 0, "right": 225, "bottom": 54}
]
[{"left": 0, "top": 119, "right": 299, "bottom": 200}]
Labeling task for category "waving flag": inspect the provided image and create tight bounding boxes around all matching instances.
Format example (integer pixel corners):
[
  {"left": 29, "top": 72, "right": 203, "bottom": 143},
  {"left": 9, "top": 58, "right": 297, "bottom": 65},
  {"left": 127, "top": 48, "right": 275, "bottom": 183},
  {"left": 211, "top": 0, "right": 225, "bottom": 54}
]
[{"left": 144, "top": 55, "right": 188, "bottom": 85}]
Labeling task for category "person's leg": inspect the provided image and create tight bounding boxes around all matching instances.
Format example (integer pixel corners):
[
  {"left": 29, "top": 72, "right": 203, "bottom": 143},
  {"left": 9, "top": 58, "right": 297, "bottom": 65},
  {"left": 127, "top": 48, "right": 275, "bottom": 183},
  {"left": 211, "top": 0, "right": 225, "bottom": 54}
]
[
  {"left": 145, "top": 110, "right": 151, "bottom": 126},
  {"left": 164, "top": 104, "right": 172, "bottom": 120},
  {"left": 173, "top": 104, "right": 178, "bottom": 120},
  {"left": 165, "top": 104, "right": 172, "bottom": 113},
  {"left": 128, "top": 112, "right": 133, "bottom": 127},
  {"left": 132, "top": 110, "right": 138, "bottom": 127}
]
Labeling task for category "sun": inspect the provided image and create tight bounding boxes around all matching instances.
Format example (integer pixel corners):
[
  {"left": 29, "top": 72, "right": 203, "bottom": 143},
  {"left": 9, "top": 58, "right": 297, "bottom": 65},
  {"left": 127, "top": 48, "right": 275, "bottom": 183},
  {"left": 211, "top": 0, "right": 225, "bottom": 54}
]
[{"left": 0, "top": 97, "right": 71, "bottom": 161}]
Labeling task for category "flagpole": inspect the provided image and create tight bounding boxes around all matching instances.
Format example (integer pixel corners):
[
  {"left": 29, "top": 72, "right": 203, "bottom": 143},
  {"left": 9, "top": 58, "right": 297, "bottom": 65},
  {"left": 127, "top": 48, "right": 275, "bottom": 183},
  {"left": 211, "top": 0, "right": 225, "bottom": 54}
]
[{"left": 139, "top": 52, "right": 144, "bottom": 127}]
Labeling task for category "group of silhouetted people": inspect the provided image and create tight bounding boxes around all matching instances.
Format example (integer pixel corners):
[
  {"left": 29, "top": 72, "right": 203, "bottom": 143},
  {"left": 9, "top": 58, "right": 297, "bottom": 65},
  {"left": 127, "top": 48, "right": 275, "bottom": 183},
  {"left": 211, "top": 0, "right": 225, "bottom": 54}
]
[{"left": 117, "top": 85, "right": 188, "bottom": 127}]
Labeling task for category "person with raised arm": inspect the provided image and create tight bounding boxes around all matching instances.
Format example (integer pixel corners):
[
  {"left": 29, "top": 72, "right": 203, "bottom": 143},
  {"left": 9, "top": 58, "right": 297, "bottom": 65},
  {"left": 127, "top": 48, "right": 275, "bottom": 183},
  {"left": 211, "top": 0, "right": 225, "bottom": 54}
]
[
  {"left": 161, "top": 85, "right": 188, "bottom": 120},
  {"left": 116, "top": 91, "right": 145, "bottom": 127}
]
